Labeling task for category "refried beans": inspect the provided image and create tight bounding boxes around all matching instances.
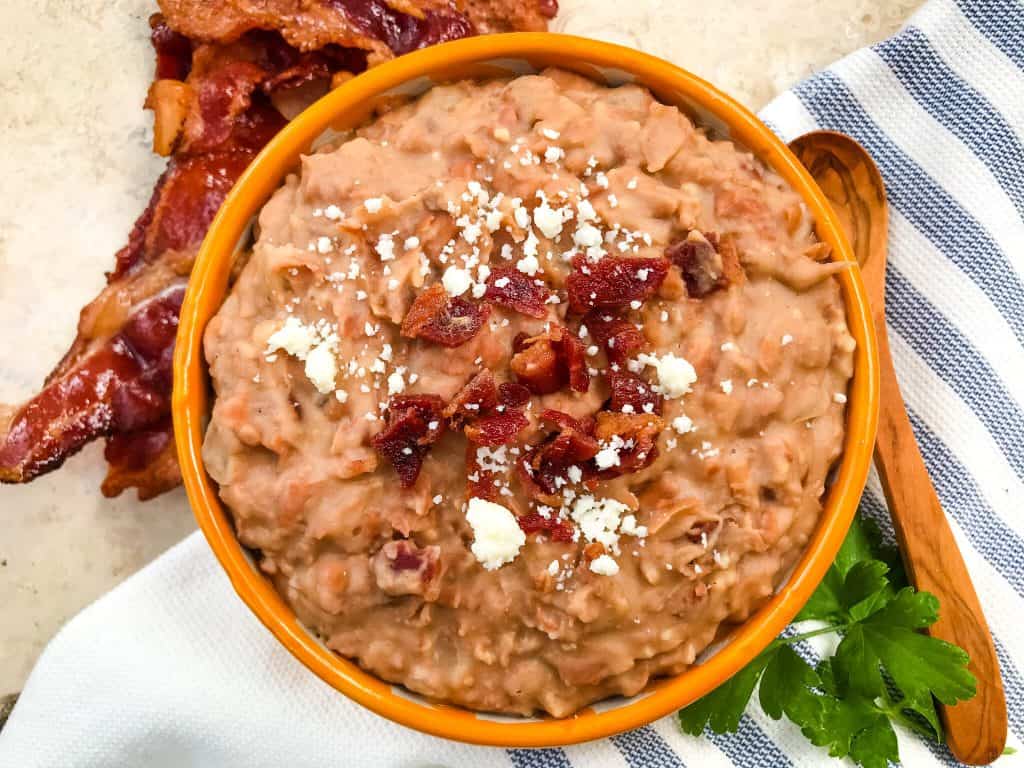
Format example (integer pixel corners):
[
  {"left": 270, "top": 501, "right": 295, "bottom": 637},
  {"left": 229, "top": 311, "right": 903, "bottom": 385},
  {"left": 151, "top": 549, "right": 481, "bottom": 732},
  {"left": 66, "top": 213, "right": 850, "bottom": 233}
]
[{"left": 202, "top": 68, "right": 856, "bottom": 717}]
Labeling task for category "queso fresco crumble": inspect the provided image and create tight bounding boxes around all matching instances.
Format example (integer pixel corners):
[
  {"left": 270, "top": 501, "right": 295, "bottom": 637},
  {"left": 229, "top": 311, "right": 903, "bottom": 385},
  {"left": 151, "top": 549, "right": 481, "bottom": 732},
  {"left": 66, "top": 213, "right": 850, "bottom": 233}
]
[{"left": 202, "top": 68, "right": 856, "bottom": 717}]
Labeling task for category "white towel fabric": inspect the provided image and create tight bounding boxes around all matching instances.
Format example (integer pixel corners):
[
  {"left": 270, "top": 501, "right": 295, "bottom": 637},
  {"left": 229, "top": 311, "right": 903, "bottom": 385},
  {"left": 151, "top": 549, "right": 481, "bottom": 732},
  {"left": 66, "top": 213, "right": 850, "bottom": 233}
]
[{"left": 3, "top": 0, "right": 1023, "bottom": 765}]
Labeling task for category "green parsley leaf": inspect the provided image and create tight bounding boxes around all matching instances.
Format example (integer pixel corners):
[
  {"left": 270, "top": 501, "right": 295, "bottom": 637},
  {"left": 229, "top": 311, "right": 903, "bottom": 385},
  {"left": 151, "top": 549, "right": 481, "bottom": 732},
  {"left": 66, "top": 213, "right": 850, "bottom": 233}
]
[
  {"left": 678, "top": 650, "right": 773, "bottom": 735},
  {"left": 676, "top": 513, "right": 979, "bottom": 768}
]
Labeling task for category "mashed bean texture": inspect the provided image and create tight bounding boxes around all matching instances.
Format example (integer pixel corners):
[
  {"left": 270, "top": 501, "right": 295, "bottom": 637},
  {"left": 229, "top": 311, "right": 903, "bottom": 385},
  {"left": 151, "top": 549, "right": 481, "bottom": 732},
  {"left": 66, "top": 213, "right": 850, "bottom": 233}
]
[{"left": 203, "top": 69, "right": 855, "bottom": 716}]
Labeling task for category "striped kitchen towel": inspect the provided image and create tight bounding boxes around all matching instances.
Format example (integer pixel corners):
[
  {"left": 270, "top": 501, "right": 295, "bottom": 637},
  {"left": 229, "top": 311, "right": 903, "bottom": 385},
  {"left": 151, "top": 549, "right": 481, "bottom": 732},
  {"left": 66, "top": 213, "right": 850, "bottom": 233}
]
[{"left": 1, "top": 0, "right": 1021, "bottom": 765}]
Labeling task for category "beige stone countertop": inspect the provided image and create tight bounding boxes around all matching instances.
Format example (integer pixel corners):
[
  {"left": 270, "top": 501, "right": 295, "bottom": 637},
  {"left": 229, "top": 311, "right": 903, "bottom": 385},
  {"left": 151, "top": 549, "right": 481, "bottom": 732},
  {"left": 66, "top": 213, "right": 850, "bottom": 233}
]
[{"left": 0, "top": 0, "right": 921, "bottom": 695}]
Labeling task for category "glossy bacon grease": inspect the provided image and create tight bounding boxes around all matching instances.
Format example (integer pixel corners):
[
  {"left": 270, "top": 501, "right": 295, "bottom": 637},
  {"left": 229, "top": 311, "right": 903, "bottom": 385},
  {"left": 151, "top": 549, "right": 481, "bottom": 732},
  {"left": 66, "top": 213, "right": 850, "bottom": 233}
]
[
  {"left": 0, "top": 0, "right": 555, "bottom": 498},
  {"left": 202, "top": 70, "right": 856, "bottom": 716}
]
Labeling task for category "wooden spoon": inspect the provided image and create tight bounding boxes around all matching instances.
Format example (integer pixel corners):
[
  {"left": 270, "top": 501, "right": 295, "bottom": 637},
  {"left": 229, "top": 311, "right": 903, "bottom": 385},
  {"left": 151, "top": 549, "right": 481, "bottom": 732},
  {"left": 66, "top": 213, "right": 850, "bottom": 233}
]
[{"left": 788, "top": 130, "right": 1007, "bottom": 764}]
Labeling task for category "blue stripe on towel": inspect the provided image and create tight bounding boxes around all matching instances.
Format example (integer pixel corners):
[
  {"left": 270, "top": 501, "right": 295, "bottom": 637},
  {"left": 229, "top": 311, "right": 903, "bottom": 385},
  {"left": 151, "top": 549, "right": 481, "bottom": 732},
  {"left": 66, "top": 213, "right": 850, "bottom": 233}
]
[
  {"left": 905, "top": 406, "right": 1024, "bottom": 598},
  {"left": 792, "top": 70, "right": 1024, "bottom": 346},
  {"left": 611, "top": 726, "right": 686, "bottom": 767},
  {"left": 707, "top": 717, "right": 793, "bottom": 768},
  {"left": 508, "top": 749, "right": 574, "bottom": 768},
  {"left": 955, "top": 0, "right": 1024, "bottom": 70},
  {"left": 874, "top": 26, "right": 1024, "bottom": 215},
  {"left": 886, "top": 266, "right": 1024, "bottom": 479}
]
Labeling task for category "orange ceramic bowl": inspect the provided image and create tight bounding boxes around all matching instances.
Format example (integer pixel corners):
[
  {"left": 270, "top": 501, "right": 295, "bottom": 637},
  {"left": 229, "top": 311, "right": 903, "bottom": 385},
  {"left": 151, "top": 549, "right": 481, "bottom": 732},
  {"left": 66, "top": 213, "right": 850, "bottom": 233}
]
[{"left": 173, "top": 32, "right": 879, "bottom": 747}]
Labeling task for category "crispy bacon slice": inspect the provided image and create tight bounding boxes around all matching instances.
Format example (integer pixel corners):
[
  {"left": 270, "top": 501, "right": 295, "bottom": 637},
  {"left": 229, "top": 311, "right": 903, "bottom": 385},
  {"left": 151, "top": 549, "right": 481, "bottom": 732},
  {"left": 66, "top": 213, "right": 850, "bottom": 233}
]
[
  {"left": 510, "top": 325, "right": 589, "bottom": 395},
  {"left": 159, "top": 0, "right": 552, "bottom": 63},
  {"left": 0, "top": 0, "right": 556, "bottom": 499},
  {"left": 465, "top": 410, "right": 528, "bottom": 447},
  {"left": 607, "top": 370, "right": 662, "bottom": 416},
  {"left": 498, "top": 381, "right": 531, "bottom": 408},
  {"left": 517, "top": 510, "right": 574, "bottom": 542},
  {"left": 518, "top": 409, "right": 598, "bottom": 499},
  {"left": 583, "top": 310, "right": 645, "bottom": 365},
  {"left": 401, "top": 284, "right": 489, "bottom": 347},
  {"left": 371, "top": 394, "right": 446, "bottom": 487},
  {"left": 484, "top": 266, "right": 550, "bottom": 318},
  {"left": 442, "top": 369, "right": 498, "bottom": 425},
  {"left": 593, "top": 411, "right": 664, "bottom": 478},
  {"left": 665, "top": 229, "right": 744, "bottom": 298},
  {"left": 566, "top": 254, "right": 669, "bottom": 313},
  {"left": 444, "top": 370, "right": 527, "bottom": 446},
  {"left": 0, "top": 286, "right": 184, "bottom": 485}
]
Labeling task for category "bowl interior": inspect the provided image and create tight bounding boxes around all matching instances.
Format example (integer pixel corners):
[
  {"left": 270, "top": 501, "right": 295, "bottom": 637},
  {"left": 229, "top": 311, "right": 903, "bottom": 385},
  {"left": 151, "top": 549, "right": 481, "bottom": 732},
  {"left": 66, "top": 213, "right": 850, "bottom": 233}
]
[{"left": 172, "top": 32, "right": 879, "bottom": 747}]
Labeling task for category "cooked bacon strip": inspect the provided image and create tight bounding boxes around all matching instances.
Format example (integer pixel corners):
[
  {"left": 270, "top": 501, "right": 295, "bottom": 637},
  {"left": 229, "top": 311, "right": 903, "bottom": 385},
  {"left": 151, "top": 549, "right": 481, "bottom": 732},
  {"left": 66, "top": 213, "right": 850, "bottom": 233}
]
[
  {"left": 517, "top": 510, "right": 574, "bottom": 542},
  {"left": 372, "top": 394, "right": 446, "bottom": 487},
  {"left": 484, "top": 266, "right": 550, "bottom": 318},
  {"left": 510, "top": 325, "right": 589, "bottom": 395},
  {"left": 665, "top": 229, "right": 744, "bottom": 298},
  {"left": 593, "top": 411, "right": 664, "bottom": 478},
  {"left": 159, "top": 0, "right": 553, "bottom": 63},
  {"left": 518, "top": 409, "right": 598, "bottom": 500},
  {"left": 0, "top": 0, "right": 555, "bottom": 498},
  {"left": 465, "top": 410, "right": 528, "bottom": 447},
  {"left": 401, "top": 283, "right": 489, "bottom": 347},
  {"left": 566, "top": 254, "right": 670, "bottom": 313},
  {"left": 443, "top": 369, "right": 498, "bottom": 425},
  {"left": 583, "top": 310, "right": 645, "bottom": 365},
  {"left": 607, "top": 370, "right": 662, "bottom": 415},
  {"left": 0, "top": 286, "right": 185, "bottom": 485}
]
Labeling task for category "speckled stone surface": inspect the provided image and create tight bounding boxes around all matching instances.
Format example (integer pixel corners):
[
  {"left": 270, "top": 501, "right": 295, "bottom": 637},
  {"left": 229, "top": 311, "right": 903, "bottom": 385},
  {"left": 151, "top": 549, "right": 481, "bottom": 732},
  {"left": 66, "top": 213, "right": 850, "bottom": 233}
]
[{"left": 0, "top": 0, "right": 921, "bottom": 695}]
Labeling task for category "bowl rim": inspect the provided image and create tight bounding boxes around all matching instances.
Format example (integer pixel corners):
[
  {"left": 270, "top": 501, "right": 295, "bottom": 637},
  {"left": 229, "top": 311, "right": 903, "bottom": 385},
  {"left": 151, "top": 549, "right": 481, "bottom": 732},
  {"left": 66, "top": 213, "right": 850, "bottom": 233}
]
[{"left": 172, "top": 31, "right": 880, "bottom": 748}]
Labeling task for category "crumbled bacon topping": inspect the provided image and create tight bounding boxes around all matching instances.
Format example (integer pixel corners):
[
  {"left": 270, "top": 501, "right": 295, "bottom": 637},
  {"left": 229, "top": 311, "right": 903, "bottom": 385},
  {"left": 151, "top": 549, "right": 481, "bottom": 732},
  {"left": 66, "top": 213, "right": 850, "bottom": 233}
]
[
  {"left": 465, "top": 410, "right": 529, "bottom": 447},
  {"left": 484, "top": 266, "right": 551, "bottom": 318},
  {"left": 593, "top": 411, "right": 665, "bottom": 477},
  {"left": 401, "top": 283, "right": 489, "bottom": 347},
  {"left": 583, "top": 310, "right": 645, "bottom": 365},
  {"left": 566, "top": 254, "right": 669, "bottom": 313},
  {"left": 607, "top": 371, "right": 663, "bottom": 415},
  {"left": 371, "top": 394, "right": 446, "bottom": 487},
  {"left": 443, "top": 370, "right": 498, "bottom": 426},
  {"left": 517, "top": 511, "right": 575, "bottom": 542},
  {"left": 498, "top": 381, "right": 531, "bottom": 408},
  {"left": 510, "top": 326, "right": 590, "bottom": 395},
  {"left": 519, "top": 409, "right": 599, "bottom": 499},
  {"left": 665, "top": 230, "right": 744, "bottom": 298}
]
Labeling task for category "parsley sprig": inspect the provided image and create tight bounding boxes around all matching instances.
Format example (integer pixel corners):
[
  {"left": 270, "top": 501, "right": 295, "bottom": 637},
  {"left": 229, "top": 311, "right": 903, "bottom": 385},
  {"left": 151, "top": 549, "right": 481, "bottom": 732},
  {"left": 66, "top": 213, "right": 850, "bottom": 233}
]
[{"left": 678, "top": 516, "right": 977, "bottom": 767}]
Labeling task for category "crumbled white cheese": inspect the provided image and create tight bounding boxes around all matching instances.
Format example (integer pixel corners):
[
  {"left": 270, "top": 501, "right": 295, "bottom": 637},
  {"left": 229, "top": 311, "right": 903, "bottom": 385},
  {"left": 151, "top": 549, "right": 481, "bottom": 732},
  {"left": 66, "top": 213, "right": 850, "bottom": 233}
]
[
  {"left": 304, "top": 342, "right": 337, "bottom": 394},
  {"left": 517, "top": 253, "right": 540, "bottom": 277},
  {"left": 594, "top": 444, "right": 621, "bottom": 470},
  {"left": 619, "top": 514, "right": 648, "bottom": 539},
  {"left": 569, "top": 495, "right": 631, "bottom": 552},
  {"left": 466, "top": 498, "right": 526, "bottom": 570},
  {"left": 781, "top": 334, "right": 794, "bottom": 346},
  {"left": 720, "top": 379, "right": 733, "bottom": 394},
  {"left": 547, "top": 559, "right": 560, "bottom": 576},
  {"left": 404, "top": 236, "right": 420, "bottom": 251},
  {"left": 533, "top": 202, "right": 563, "bottom": 239},
  {"left": 577, "top": 199, "right": 597, "bottom": 223},
  {"left": 387, "top": 371, "right": 406, "bottom": 396},
  {"left": 589, "top": 554, "right": 620, "bottom": 576},
  {"left": 637, "top": 352, "right": 697, "bottom": 398},
  {"left": 672, "top": 415, "right": 695, "bottom": 435},
  {"left": 544, "top": 146, "right": 564, "bottom": 163},
  {"left": 573, "top": 223, "right": 603, "bottom": 249},
  {"left": 265, "top": 317, "right": 317, "bottom": 359},
  {"left": 541, "top": 127, "right": 560, "bottom": 140},
  {"left": 316, "top": 236, "right": 333, "bottom": 254},
  {"left": 324, "top": 204, "right": 342, "bottom": 220},
  {"left": 375, "top": 234, "right": 395, "bottom": 261},
  {"left": 442, "top": 265, "right": 473, "bottom": 296},
  {"left": 335, "top": 390, "right": 348, "bottom": 403},
  {"left": 834, "top": 392, "right": 848, "bottom": 404},
  {"left": 364, "top": 197, "right": 383, "bottom": 214}
]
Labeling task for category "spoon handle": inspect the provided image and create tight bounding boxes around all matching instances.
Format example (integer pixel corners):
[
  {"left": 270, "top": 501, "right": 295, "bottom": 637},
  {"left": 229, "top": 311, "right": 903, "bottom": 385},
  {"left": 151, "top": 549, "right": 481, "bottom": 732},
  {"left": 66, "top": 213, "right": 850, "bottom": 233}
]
[{"left": 873, "top": 325, "right": 1007, "bottom": 764}]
